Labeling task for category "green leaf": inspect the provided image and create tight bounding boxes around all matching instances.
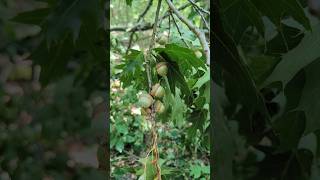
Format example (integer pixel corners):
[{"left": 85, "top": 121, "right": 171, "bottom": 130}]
[
  {"left": 115, "top": 140, "right": 124, "bottom": 153},
  {"left": 155, "top": 43, "right": 206, "bottom": 74},
  {"left": 220, "top": 0, "right": 310, "bottom": 43},
  {"left": 145, "top": 157, "right": 157, "bottom": 180},
  {"left": 117, "top": 50, "right": 148, "bottom": 89},
  {"left": 253, "top": 149, "right": 313, "bottom": 179},
  {"left": 116, "top": 123, "right": 128, "bottom": 134},
  {"left": 251, "top": 0, "right": 310, "bottom": 30},
  {"left": 297, "top": 59, "right": 320, "bottom": 133},
  {"left": 44, "top": 0, "right": 102, "bottom": 43},
  {"left": 193, "top": 68, "right": 210, "bottom": 89},
  {"left": 220, "top": 0, "right": 265, "bottom": 42},
  {"left": 157, "top": 52, "right": 192, "bottom": 104},
  {"left": 273, "top": 111, "right": 306, "bottom": 152},
  {"left": 161, "top": 78, "right": 186, "bottom": 126},
  {"left": 264, "top": 23, "right": 320, "bottom": 87},
  {"left": 10, "top": 8, "right": 50, "bottom": 25},
  {"left": 212, "top": 83, "right": 235, "bottom": 180},
  {"left": 30, "top": 38, "right": 74, "bottom": 85},
  {"left": 202, "top": 166, "right": 210, "bottom": 174},
  {"left": 214, "top": 17, "right": 271, "bottom": 131},
  {"left": 171, "top": 89, "right": 187, "bottom": 128},
  {"left": 187, "top": 109, "right": 207, "bottom": 138},
  {"left": 15, "top": 1, "right": 106, "bottom": 91},
  {"left": 266, "top": 23, "right": 305, "bottom": 55},
  {"left": 126, "top": 0, "right": 133, "bottom": 6},
  {"left": 247, "top": 55, "right": 280, "bottom": 86},
  {"left": 190, "top": 165, "right": 202, "bottom": 178}
]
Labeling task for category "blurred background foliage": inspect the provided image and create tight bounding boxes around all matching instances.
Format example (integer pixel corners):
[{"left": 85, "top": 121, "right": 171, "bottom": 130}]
[
  {"left": 214, "top": 0, "right": 320, "bottom": 179},
  {"left": 0, "top": 0, "right": 107, "bottom": 179},
  {"left": 110, "top": 0, "right": 210, "bottom": 179}
]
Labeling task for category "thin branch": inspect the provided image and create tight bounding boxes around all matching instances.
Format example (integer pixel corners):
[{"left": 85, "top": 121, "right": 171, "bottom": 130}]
[
  {"left": 192, "top": 6, "right": 210, "bottom": 30},
  {"left": 110, "top": 0, "right": 202, "bottom": 32},
  {"left": 110, "top": 23, "right": 153, "bottom": 32},
  {"left": 170, "top": 13, "right": 189, "bottom": 47},
  {"left": 144, "top": 0, "right": 163, "bottom": 179},
  {"left": 148, "top": 1, "right": 162, "bottom": 52},
  {"left": 187, "top": 0, "right": 210, "bottom": 15},
  {"left": 168, "top": 12, "right": 171, "bottom": 39},
  {"left": 137, "top": 0, "right": 153, "bottom": 22},
  {"left": 126, "top": 0, "right": 153, "bottom": 55},
  {"left": 165, "top": 0, "right": 210, "bottom": 65}
]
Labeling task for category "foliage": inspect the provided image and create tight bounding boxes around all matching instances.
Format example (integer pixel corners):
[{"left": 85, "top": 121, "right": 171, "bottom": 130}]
[
  {"left": 111, "top": 0, "right": 210, "bottom": 179},
  {"left": 0, "top": 0, "right": 106, "bottom": 179},
  {"left": 11, "top": 0, "right": 107, "bottom": 92},
  {"left": 214, "top": 0, "right": 320, "bottom": 179}
]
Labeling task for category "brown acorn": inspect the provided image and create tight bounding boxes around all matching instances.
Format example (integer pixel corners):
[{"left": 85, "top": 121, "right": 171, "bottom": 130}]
[
  {"left": 156, "top": 62, "right": 168, "bottom": 77},
  {"left": 150, "top": 83, "right": 165, "bottom": 98}
]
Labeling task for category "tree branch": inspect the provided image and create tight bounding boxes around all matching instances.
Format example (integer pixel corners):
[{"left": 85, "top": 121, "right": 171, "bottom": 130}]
[
  {"left": 137, "top": 0, "right": 153, "bottom": 22},
  {"left": 170, "top": 13, "right": 189, "bottom": 47},
  {"left": 144, "top": 1, "right": 162, "bottom": 179},
  {"left": 165, "top": 0, "right": 210, "bottom": 65},
  {"left": 126, "top": 0, "right": 153, "bottom": 55},
  {"left": 187, "top": 0, "right": 210, "bottom": 15},
  {"left": 110, "top": 0, "right": 202, "bottom": 32},
  {"left": 110, "top": 23, "right": 153, "bottom": 32},
  {"left": 192, "top": 6, "right": 210, "bottom": 30}
]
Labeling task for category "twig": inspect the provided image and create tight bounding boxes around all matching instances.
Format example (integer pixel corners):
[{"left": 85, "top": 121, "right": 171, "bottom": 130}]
[
  {"left": 170, "top": 13, "right": 189, "bottom": 47},
  {"left": 165, "top": 0, "right": 210, "bottom": 65},
  {"left": 168, "top": 12, "right": 171, "bottom": 39},
  {"left": 187, "top": 0, "right": 210, "bottom": 15},
  {"left": 110, "top": 0, "right": 202, "bottom": 32},
  {"left": 126, "top": 0, "right": 153, "bottom": 55},
  {"left": 192, "top": 6, "right": 210, "bottom": 30},
  {"left": 126, "top": 32, "right": 136, "bottom": 55},
  {"left": 137, "top": 0, "right": 154, "bottom": 22},
  {"left": 148, "top": 1, "right": 162, "bottom": 52},
  {"left": 110, "top": 24, "right": 153, "bottom": 32}
]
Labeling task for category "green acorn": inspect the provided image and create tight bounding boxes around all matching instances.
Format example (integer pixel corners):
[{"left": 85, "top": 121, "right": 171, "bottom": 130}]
[
  {"left": 195, "top": 50, "right": 202, "bottom": 58},
  {"left": 155, "top": 100, "right": 165, "bottom": 114},
  {"left": 138, "top": 93, "right": 154, "bottom": 108},
  {"left": 156, "top": 62, "right": 168, "bottom": 77},
  {"left": 150, "top": 83, "right": 165, "bottom": 98}
]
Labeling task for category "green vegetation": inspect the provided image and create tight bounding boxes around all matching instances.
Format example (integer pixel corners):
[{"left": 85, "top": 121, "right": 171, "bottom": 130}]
[
  {"left": 110, "top": 0, "right": 210, "bottom": 179},
  {"left": 214, "top": 0, "right": 320, "bottom": 179}
]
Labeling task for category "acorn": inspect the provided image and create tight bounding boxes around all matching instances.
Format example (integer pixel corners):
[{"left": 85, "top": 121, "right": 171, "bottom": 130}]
[
  {"left": 156, "top": 62, "right": 168, "bottom": 77},
  {"left": 141, "top": 108, "right": 151, "bottom": 116},
  {"left": 150, "top": 83, "right": 165, "bottom": 98},
  {"left": 195, "top": 50, "right": 202, "bottom": 58},
  {"left": 155, "top": 100, "right": 165, "bottom": 114},
  {"left": 138, "top": 93, "right": 154, "bottom": 108}
]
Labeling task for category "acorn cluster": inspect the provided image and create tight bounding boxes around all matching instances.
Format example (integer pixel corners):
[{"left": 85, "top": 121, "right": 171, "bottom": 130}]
[{"left": 139, "top": 62, "right": 168, "bottom": 116}]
